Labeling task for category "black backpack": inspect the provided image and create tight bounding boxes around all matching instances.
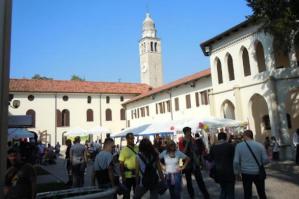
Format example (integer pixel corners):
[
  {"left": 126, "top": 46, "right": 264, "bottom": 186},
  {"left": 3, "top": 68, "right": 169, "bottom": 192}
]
[{"left": 138, "top": 153, "right": 159, "bottom": 189}]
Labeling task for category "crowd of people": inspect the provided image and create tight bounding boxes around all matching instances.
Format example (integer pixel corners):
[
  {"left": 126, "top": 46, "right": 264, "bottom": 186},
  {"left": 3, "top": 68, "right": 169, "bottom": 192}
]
[
  {"left": 82, "top": 127, "right": 273, "bottom": 199},
  {"left": 4, "top": 127, "right": 299, "bottom": 199}
]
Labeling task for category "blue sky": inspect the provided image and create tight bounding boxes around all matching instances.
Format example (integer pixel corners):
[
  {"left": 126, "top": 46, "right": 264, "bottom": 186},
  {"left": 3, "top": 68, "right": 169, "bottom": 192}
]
[{"left": 10, "top": 0, "right": 252, "bottom": 84}]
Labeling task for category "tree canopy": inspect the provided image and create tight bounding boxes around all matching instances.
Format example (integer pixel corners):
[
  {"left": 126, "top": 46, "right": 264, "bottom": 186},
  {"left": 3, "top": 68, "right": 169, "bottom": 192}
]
[
  {"left": 32, "top": 74, "right": 53, "bottom": 80},
  {"left": 70, "top": 75, "right": 85, "bottom": 81},
  {"left": 246, "top": 0, "right": 299, "bottom": 66}
]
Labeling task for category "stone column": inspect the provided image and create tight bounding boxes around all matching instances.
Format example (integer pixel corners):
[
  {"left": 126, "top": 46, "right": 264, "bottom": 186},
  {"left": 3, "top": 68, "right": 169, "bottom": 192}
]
[
  {"left": 268, "top": 76, "right": 292, "bottom": 160},
  {"left": 276, "top": 83, "right": 292, "bottom": 160},
  {"left": 0, "top": 0, "right": 12, "bottom": 197}
]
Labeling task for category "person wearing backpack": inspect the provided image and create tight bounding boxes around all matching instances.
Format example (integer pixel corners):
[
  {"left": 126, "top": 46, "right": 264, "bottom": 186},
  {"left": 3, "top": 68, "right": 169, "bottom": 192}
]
[
  {"left": 160, "top": 140, "right": 190, "bottom": 199},
  {"left": 133, "top": 138, "right": 165, "bottom": 199}
]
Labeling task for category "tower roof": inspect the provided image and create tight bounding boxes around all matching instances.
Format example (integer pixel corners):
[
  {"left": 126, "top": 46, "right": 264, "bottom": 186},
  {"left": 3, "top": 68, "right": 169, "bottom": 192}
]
[{"left": 142, "top": 13, "right": 156, "bottom": 38}]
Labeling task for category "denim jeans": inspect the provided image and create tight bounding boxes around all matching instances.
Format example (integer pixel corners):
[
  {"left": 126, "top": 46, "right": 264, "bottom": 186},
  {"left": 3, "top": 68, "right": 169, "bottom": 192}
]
[
  {"left": 166, "top": 173, "right": 182, "bottom": 199},
  {"left": 219, "top": 182, "right": 235, "bottom": 199}
]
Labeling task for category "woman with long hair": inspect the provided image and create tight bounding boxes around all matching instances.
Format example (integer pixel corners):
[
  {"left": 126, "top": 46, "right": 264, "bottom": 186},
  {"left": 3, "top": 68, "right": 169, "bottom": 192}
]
[
  {"left": 160, "top": 140, "right": 190, "bottom": 199},
  {"left": 134, "top": 138, "right": 164, "bottom": 199}
]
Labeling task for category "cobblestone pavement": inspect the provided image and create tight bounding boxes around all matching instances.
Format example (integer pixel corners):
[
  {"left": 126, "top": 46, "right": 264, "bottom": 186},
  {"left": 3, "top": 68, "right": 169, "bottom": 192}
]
[{"left": 39, "top": 157, "right": 299, "bottom": 199}]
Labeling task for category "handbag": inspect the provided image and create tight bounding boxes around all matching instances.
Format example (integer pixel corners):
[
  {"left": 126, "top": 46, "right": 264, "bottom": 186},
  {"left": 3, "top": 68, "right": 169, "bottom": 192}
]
[{"left": 244, "top": 141, "right": 266, "bottom": 180}]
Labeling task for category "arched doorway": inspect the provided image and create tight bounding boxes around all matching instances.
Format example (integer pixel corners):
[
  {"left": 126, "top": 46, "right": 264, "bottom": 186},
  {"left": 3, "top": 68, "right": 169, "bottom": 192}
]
[
  {"left": 248, "top": 94, "right": 270, "bottom": 142},
  {"left": 62, "top": 131, "right": 67, "bottom": 145},
  {"left": 285, "top": 89, "right": 299, "bottom": 138},
  {"left": 221, "top": 100, "right": 235, "bottom": 119}
]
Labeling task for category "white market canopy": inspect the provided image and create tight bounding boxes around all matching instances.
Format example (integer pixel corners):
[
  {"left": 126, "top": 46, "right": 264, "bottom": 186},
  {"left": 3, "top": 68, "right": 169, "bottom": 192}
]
[
  {"left": 111, "top": 117, "right": 247, "bottom": 138},
  {"left": 8, "top": 128, "right": 35, "bottom": 141},
  {"left": 65, "top": 126, "right": 112, "bottom": 137},
  {"left": 88, "top": 126, "right": 111, "bottom": 135},
  {"left": 111, "top": 124, "right": 151, "bottom": 138},
  {"left": 65, "top": 127, "right": 89, "bottom": 137}
]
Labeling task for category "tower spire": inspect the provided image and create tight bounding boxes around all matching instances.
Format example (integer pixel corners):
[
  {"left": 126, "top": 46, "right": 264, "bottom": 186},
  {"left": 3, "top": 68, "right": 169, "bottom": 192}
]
[{"left": 139, "top": 13, "right": 164, "bottom": 88}]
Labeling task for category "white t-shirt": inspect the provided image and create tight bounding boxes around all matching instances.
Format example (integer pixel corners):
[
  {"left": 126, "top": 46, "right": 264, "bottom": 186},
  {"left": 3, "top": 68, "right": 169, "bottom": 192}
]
[
  {"left": 159, "top": 150, "right": 187, "bottom": 173},
  {"left": 70, "top": 143, "right": 86, "bottom": 165}
]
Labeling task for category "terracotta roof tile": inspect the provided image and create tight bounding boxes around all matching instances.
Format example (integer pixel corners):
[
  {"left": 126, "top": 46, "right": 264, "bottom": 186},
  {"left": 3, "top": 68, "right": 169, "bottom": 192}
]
[
  {"left": 123, "top": 68, "right": 211, "bottom": 105},
  {"left": 9, "top": 79, "right": 151, "bottom": 94}
]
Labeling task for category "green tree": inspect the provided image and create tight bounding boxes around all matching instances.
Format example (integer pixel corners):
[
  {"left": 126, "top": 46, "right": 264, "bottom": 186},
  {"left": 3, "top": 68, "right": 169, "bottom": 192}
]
[
  {"left": 246, "top": 0, "right": 299, "bottom": 67},
  {"left": 70, "top": 75, "right": 85, "bottom": 81},
  {"left": 32, "top": 74, "right": 53, "bottom": 80}
]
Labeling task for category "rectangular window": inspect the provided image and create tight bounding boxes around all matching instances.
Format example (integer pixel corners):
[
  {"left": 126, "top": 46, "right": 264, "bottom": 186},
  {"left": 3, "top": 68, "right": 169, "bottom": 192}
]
[
  {"left": 131, "top": 110, "right": 133, "bottom": 119},
  {"left": 186, "top": 94, "right": 191, "bottom": 109},
  {"left": 156, "top": 104, "right": 158, "bottom": 114},
  {"left": 175, "top": 97, "right": 179, "bottom": 111},
  {"left": 137, "top": 108, "right": 140, "bottom": 118},
  {"left": 195, "top": 92, "right": 200, "bottom": 107},
  {"left": 166, "top": 100, "right": 171, "bottom": 112},
  {"left": 146, "top": 106, "right": 149, "bottom": 116},
  {"left": 159, "top": 102, "right": 163, "bottom": 114},
  {"left": 201, "top": 91, "right": 209, "bottom": 105},
  {"left": 141, "top": 107, "right": 145, "bottom": 117}
]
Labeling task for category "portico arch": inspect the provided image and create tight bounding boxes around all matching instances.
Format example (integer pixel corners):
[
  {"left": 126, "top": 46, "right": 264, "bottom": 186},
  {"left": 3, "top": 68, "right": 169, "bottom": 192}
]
[
  {"left": 248, "top": 94, "right": 270, "bottom": 142},
  {"left": 285, "top": 89, "right": 299, "bottom": 138},
  {"left": 221, "top": 100, "right": 235, "bottom": 120}
]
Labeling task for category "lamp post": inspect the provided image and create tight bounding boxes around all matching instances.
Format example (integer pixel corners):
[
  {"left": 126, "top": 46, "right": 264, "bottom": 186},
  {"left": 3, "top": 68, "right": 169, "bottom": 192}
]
[{"left": 0, "top": 0, "right": 12, "bottom": 198}]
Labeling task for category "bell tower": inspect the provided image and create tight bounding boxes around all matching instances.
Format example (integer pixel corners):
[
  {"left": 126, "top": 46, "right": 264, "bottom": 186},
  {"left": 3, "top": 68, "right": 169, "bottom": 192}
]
[{"left": 139, "top": 13, "right": 163, "bottom": 88}]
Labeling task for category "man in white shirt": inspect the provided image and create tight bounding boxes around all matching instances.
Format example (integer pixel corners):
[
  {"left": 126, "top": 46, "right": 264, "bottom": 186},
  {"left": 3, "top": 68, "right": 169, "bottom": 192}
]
[{"left": 70, "top": 136, "right": 87, "bottom": 187}]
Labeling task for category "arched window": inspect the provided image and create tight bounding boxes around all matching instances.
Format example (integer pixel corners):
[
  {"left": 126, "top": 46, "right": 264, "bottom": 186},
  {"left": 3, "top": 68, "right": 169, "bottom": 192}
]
[
  {"left": 154, "top": 42, "right": 157, "bottom": 52},
  {"left": 262, "top": 115, "right": 271, "bottom": 130},
  {"left": 120, "top": 108, "right": 126, "bottom": 120},
  {"left": 255, "top": 41, "right": 266, "bottom": 72},
  {"left": 106, "top": 96, "right": 110, "bottom": 104},
  {"left": 150, "top": 42, "right": 153, "bottom": 52},
  {"left": 56, "top": 109, "right": 62, "bottom": 127},
  {"left": 106, "top": 109, "right": 112, "bottom": 121},
  {"left": 120, "top": 96, "right": 124, "bottom": 102},
  {"left": 242, "top": 47, "right": 251, "bottom": 76},
  {"left": 222, "top": 100, "right": 235, "bottom": 120},
  {"left": 26, "top": 109, "right": 36, "bottom": 127},
  {"left": 87, "top": 109, "right": 93, "bottom": 122},
  {"left": 227, "top": 54, "right": 235, "bottom": 81},
  {"left": 87, "top": 96, "right": 92, "bottom": 104},
  {"left": 62, "top": 109, "right": 70, "bottom": 127},
  {"left": 215, "top": 58, "right": 223, "bottom": 84}
]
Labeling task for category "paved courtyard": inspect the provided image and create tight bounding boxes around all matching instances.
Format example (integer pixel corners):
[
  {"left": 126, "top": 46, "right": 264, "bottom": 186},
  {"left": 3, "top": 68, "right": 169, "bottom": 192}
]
[{"left": 37, "top": 154, "right": 299, "bottom": 199}]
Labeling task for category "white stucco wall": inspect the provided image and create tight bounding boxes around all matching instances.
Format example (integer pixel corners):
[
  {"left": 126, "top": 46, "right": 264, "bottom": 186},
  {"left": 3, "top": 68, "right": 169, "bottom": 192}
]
[
  {"left": 125, "top": 77, "right": 212, "bottom": 127},
  {"left": 9, "top": 92, "right": 137, "bottom": 145},
  {"left": 207, "top": 23, "right": 299, "bottom": 144}
]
